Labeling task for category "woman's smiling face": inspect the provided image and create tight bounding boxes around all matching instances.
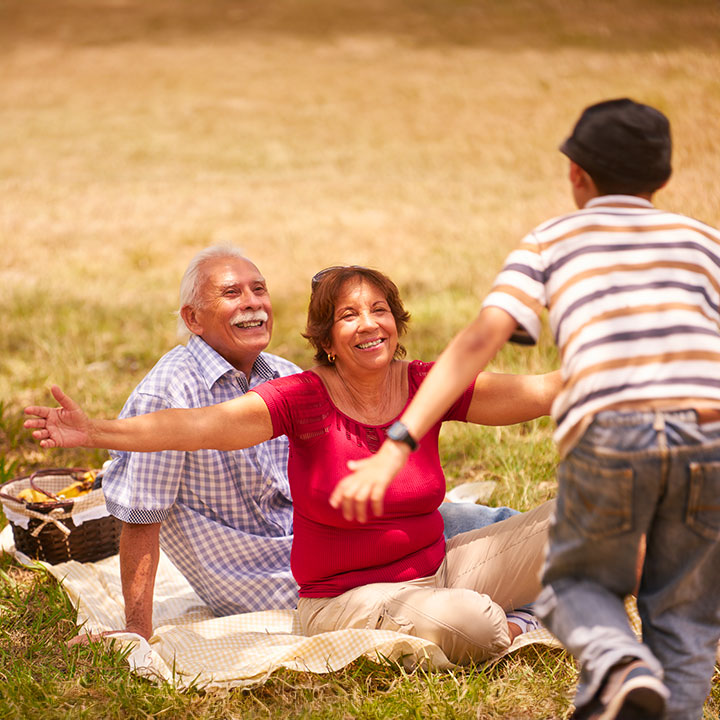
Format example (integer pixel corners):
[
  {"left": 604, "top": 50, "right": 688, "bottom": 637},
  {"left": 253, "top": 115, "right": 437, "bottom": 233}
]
[{"left": 326, "top": 277, "right": 399, "bottom": 373}]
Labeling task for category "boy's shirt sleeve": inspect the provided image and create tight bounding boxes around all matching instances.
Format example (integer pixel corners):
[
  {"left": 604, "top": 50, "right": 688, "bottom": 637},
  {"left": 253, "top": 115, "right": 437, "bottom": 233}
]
[{"left": 481, "top": 231, "right": 547, "bottom": 345}]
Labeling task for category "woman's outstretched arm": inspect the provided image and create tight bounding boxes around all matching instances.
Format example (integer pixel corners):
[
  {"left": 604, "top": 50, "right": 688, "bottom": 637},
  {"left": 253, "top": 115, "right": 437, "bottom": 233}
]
[
  {"left": 465, "top": 369, "right": 561, "bottom": 426},
  {"left": 24, "top": 385, "right": 274, "bottom": 452}
]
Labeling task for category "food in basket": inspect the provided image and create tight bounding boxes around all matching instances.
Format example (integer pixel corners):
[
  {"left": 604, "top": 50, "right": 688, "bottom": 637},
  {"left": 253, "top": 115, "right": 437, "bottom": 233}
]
[
  {"left": 16, "top": 487, "right": 54, "bottom": 503},
  {"left": 15, "top": 470, "right": 97, "bottom": 504}
]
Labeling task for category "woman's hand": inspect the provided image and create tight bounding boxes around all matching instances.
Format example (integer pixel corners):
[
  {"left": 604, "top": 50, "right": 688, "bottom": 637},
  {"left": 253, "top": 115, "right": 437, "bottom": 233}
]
[
  {"left": 329, "top": 441, "right": 410, "bottom": 523},
  {"left": 24, "top": 385, "right": 95, "bottom": 449}
]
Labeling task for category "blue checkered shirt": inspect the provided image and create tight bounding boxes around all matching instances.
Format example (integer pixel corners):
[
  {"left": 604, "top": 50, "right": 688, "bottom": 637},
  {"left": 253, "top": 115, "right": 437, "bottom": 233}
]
[{"left": 102, "top": 335, "right": 301, "bottom": 615}]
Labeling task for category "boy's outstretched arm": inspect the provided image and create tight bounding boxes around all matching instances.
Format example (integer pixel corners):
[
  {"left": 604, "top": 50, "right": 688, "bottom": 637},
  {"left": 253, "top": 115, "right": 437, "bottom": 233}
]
[{"left": 329, "top": 306, "right": 518, "bottom": 522}]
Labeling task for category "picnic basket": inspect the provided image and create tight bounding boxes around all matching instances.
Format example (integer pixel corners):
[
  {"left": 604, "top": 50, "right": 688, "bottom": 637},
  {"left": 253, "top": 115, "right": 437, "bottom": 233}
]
[{"left": 0, "top": 467, "right": 121, "bottom": 564}]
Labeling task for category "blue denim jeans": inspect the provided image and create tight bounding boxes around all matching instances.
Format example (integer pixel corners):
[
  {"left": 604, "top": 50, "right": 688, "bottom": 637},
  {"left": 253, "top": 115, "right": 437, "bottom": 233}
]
[
  {"left": 438, "top": 502, "right": 519, "bottom": 540},
  {"left": 536, "top": 409, "right": 720, "bottom": 719}
]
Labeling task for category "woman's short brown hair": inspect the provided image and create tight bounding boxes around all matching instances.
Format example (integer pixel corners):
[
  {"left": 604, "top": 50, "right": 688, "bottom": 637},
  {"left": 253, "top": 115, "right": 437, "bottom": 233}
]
[{"left": 303, "top": 266, "right": 411, "bottom": 365}]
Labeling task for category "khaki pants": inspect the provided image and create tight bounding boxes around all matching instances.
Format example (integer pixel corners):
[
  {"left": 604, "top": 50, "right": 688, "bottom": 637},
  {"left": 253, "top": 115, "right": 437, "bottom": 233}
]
[{"left": 297, "top": 500, "right": 554, "bottom": 665}]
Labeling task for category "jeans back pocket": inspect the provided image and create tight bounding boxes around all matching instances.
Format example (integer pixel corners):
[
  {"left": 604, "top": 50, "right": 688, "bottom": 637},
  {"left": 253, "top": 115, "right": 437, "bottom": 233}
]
[
  {"left": 687, "top": 462, "right": 720, "bottom": 541},
  {"left": 559, "top": 454, "right": 634, "bottom": 540}
]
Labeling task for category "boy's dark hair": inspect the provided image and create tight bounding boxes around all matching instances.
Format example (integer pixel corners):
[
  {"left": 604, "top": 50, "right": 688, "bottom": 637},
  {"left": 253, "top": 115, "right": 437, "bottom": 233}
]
[{"left": 560, "top": 98, "right": 672, "bottom": 195}]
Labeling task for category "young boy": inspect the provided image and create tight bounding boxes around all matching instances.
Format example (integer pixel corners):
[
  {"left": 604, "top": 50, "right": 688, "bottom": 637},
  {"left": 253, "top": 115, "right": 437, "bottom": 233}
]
[{"left": 335, "top": 98, "right": 720, "bottom": 720}]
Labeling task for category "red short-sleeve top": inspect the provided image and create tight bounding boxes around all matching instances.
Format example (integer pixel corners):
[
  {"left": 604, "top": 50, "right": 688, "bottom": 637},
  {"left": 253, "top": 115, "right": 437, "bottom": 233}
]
[{"left": 251, "top": 360, "right": 474, "bottom": 597}]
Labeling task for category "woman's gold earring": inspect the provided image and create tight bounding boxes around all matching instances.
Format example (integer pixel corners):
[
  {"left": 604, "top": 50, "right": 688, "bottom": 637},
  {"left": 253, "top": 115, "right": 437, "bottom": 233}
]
[{"left": 327, "top": 352, "right": 336, "bottom": 364}]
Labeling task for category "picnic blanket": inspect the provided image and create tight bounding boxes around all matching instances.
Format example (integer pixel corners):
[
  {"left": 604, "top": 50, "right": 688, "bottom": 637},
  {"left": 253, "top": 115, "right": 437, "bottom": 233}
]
[{"left": 2, "top": 524, "right": 636, "bottom": 690}]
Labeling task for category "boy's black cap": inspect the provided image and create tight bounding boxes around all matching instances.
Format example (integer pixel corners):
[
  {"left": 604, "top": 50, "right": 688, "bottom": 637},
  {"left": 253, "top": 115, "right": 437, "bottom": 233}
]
[{"left": 560, "top": 98, "right": 672, "bottom": 188}]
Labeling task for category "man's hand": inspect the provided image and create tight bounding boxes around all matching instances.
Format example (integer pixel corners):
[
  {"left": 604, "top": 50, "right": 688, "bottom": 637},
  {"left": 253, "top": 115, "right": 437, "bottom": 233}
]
[
  {"left": 67, "top": 630, "right": 135, "bottom": 648},
  {"left": 24, "top": 385, "right": 94, "bottom": 448},
  {"left": 329, "top": 441, "right": 410, "bottom": 523}
]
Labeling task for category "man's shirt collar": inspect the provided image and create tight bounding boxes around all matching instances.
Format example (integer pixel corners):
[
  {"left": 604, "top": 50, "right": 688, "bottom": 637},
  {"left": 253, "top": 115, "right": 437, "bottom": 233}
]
[{"left": 186, "top": 334, "right": 279, "bottom": 391}]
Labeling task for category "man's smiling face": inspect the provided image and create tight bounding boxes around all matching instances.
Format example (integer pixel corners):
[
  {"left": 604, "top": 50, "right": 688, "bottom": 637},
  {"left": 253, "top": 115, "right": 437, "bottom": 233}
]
[{"left": 184, "top": 256, "right": 274, "bottom": 376}]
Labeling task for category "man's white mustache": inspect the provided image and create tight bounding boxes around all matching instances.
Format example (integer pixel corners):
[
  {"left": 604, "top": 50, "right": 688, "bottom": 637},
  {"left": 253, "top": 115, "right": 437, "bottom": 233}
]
[{"left": 231, "top": 310, "right": 269, "bottom": 325}]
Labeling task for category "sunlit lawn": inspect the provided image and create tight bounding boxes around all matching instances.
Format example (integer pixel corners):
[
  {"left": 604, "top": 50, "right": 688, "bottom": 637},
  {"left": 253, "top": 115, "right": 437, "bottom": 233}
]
[{"left": 1, "top": 1, "right": 719, "bottom": 717}]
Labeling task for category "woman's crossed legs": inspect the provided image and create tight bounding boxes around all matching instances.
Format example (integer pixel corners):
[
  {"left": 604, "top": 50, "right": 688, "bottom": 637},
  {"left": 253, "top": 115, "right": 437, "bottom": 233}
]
[{"left": 297, "top": 501, "right": 554, "bottom": 664}]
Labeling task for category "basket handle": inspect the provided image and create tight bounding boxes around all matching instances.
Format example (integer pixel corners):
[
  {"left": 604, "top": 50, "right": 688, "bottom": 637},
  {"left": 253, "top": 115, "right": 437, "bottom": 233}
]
[
  {"left": 0, "top": 475, "right": 32, "bottom": 504},
  {"left": 0, "top": 468, "right": 88, "bottom": 505},
  {"left": 0, "top": 489, "right": 22, "bottom": 504},
  {"left": 29, "top": 468, "right": 87, "bottom": 501}
]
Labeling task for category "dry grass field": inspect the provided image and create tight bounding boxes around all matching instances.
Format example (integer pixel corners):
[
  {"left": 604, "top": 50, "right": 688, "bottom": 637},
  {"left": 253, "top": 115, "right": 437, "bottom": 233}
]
[
  {"left": 1, "top": 1, "right": 719, "bottom": 717},
  {"left": 3, "top": 1, "right": 719, "bottom": 408}
]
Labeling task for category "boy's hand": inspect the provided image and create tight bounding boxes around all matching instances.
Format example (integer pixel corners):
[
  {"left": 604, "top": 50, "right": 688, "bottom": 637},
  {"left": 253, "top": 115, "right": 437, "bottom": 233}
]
[{"left": 329, "top": 441, "right": 410, "bottom": 523}]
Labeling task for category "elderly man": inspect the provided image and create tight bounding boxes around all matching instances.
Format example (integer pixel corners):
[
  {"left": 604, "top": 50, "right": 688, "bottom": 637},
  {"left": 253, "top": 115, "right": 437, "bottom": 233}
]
[
  {"left": 97, "top": 245, "right": 518, "bottom": 641},
  {"left": 101, "top": 246, "right": 299, "bottom": 640}
]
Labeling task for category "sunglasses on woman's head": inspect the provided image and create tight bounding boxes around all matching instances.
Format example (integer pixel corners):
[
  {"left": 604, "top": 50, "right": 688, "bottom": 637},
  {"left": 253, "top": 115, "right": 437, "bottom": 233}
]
[{"left": 311, "top": 265, "right": 368, "bottom": 289}]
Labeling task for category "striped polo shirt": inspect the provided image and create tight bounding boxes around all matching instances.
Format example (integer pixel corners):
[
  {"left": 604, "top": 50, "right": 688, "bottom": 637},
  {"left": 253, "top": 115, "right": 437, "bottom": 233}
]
[{"left": 483, "top": 195, "right": 720, "bottom": 453}]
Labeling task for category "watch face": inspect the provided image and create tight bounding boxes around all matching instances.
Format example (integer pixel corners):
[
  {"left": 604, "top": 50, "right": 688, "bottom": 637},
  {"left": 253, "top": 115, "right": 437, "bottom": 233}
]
[
  {"left": 387, "top": 425, "right": 402, "bottom": 441},
  {"left": 387, "top": 422, "right": 417, "bottom": 450}
]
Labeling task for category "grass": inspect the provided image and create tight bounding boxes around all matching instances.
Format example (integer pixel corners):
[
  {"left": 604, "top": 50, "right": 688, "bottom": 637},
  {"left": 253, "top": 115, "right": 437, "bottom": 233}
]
[
  {"left": 0, "top": 540, "right": 580, "bottom": 720},
  {"left": 1, "top": 0, "right": 719, "bottom": 717}
]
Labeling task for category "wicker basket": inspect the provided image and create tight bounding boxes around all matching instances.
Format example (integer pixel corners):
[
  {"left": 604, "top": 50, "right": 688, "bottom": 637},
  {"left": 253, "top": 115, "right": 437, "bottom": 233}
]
[{"left": 0, "top": 468, "right": 121, "bottom": 564}]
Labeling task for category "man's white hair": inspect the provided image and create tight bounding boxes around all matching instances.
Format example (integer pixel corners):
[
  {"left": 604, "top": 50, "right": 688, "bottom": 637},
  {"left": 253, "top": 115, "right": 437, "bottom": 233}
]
[{"left": 176, "top": 245, "right": 251, "bottom": 340}]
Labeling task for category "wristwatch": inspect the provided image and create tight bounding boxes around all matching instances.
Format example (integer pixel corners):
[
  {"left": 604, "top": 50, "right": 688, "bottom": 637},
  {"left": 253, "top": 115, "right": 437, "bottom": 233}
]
[{"left": 386, "top": 421, "right": 418, "bottom": 452}]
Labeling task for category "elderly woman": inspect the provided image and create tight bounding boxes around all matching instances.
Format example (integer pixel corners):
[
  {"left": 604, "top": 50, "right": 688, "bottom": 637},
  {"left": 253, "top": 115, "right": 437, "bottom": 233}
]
[{"left": 25, "top": 266, "right": 558, "bottom": 665}]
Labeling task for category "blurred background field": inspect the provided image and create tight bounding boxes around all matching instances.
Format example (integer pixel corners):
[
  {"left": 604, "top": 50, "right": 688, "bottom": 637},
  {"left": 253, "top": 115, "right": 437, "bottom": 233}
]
[{"left": 0, "top": 1, "right": 719, "bottom": 717}]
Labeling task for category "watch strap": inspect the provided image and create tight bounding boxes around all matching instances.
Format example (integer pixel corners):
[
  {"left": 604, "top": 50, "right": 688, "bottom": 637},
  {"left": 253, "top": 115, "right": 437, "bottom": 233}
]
[{"left": 386, "top": 421, "right": 419, "bottom": 452}]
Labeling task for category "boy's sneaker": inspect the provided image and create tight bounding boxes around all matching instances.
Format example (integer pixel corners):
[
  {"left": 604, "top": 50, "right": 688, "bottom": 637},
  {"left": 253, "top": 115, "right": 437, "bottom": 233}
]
[{"left": 571, "top": 659, "right": 669, "bottom": 720}]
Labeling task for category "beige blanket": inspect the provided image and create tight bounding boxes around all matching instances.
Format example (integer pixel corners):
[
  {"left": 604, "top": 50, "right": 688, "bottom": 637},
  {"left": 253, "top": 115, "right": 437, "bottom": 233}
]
[{"left": 1, "top": 524, "right": 601, "bottom": 690}]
